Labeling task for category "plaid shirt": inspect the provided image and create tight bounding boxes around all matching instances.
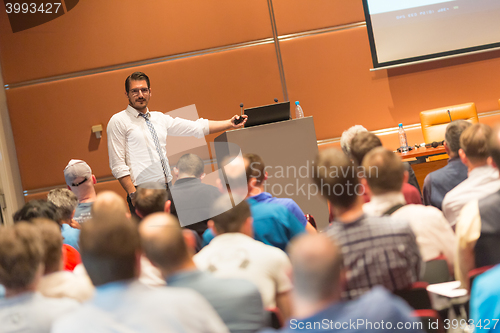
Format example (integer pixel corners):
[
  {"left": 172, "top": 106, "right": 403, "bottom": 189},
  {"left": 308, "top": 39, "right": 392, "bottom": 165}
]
[{"left": 326, "top": 214, "right": 421, "bottom": 300}]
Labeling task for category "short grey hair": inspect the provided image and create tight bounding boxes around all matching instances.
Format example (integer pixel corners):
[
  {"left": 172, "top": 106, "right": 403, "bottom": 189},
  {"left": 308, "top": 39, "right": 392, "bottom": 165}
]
[
  {"left": 340, "top": 125, "right": 368, "bottom": 156},
  {"left": 47, "top": 188, "right": 78, "bottom": 221}
]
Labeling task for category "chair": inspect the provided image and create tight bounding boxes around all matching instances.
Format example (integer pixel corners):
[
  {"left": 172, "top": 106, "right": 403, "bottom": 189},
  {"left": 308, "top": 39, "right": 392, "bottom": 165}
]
[
  {"left": 421, "top": 256, "right": 452, "bottom": 285},
  {"left": 420, "top": 103, "right": 479, "bottom": 144},
  {"left": 394, "top": 281, "right": 433, "bottom": 310},
  {"left": 468, "top": 265, "right": 494, "bottom": 290}
]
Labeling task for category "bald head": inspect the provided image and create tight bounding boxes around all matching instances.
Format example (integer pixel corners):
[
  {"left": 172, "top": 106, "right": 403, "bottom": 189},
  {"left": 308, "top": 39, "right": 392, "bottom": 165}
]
[
  {"left": 139, "top": 213, "right": 188, "bottom": 275},
  {"left": 288, "top": 234, "right": 343, "bottom": 302},
  {"left": 91, "top": 191, "right": 129, "bottom": 222}
]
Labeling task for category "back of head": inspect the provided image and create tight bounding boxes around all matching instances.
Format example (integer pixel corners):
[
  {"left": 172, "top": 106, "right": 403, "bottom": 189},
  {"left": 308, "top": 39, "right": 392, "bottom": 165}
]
[
  {"left": 312, "top": 149, "right": 359, "bottom": 209},
  {"left": 91, "top": 191, "right": 129, "bottom": 223},
  {"left": 140, "top": 213, "right": 188, "bottom": 273},
  {"left": 460, "top": 123, "right": 492, "bottom": 163},
  {"left": 340, "top": 125, "right": 368, "bottom": 156},
  {"left": 176, "top": 153, "right": 205, "bottom": 178},
  {"left": 362, "top": 147, "right": 405, "bottom": 195},
  {"left": 135, "top": 183, "right": 169, "bottom": 218},
  {"left": 288, "top": 234, "right": 343, "bottom": 302},
  {"left": 350, "top": 132, "right": 382, "bottom": 166},
  {"left": 211, "top": 197, "right": 251, "bottom": 234},
  {"left": 47, "top": 188, "right": 78, "bottom": 222},
  {"left": 31, "top": 218, "right": 63, "bottom": 275},
  {"left": 13, "top": 200, "right": 61, "bottom": 226},
  {"left": 64, "top": 160, "right": 94, "bottom": 196},
  {"left": 0, "top": 222, "right": 44, "bottom": 291},
  {"left": 445, "top": 120, "right": 472, "bottom": 156},
  {"left": 489, "top": 126, "right": 500, "bottom": 168},
  {"left": 243, "top": 153, "right": 266, "bottom": 185},
  {"left": 80, "top": 217, "right": 140, "bottom": 286}
]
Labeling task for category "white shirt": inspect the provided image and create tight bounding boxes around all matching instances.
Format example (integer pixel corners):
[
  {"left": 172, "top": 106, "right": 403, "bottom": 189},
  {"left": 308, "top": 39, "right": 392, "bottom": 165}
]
[
  {"left": 193, "top": 233, "right": 292, "bottom": 308},
  {"left": 37, "top": 271, "right": 94, "bottom": 303},
  {"left": 0, "top": 292, "right": 79, "bottom": 333},
  {"left": 52, "top": 280, "right": 228, "bottom": 333},
  {"left": 107, "top": 105, "right": 209, "bottom": 185},
  {"left": 363, "top": 192, "right": 456, "bottom": 266},
  {"left": 442, "top": 165, "right": 500, "bottom": 226}
]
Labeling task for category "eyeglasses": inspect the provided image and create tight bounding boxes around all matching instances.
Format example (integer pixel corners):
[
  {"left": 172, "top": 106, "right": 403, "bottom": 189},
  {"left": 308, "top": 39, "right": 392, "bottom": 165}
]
[{"left": 130, "top": 88, "right": 150, "bottom": 96}]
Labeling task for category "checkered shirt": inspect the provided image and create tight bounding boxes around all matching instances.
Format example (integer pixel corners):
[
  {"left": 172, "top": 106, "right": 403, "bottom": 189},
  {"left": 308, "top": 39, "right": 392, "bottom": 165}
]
[{"left": 326, "top": 214, "right": 421, "bottom": 300}]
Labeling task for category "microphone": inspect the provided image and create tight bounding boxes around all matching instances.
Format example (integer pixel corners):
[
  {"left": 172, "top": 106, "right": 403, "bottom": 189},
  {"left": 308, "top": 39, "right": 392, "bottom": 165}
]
[
  {"left": 274, "top": 98, "right": 278, "bottom": 103},
  {"left": 425, "top": 140, "right": 445, "bottom": 148},
  {"left": 448, "top": 110, "right": 452, "bottom": 122},
  {"left": 234, "top": 103, "right": 245, "bottom": 125}
]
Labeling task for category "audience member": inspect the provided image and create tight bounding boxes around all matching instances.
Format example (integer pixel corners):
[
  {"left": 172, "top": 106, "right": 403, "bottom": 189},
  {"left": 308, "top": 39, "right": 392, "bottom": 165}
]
[
  {"left": 362, "top": 147, "right": 456, "bottom": 268},
  {"left": 342, "top": 124, "right": 421, "bottom": 195},
  {"left": 63, "top": 159, "right": 97, "bottom": 234},
  {"left": 260, "top": 234, "right": 424, "bottom": 333},
  {"left": 13, "top": 200, "right": 82, "bottom": 271},
  {"left": 170, "top": 153, "right": 221, "bottom": 235},
  {"left": 243, "top": 153, "right": 315, "bottom": 233},
  {"left": 141, "top": 212, "right": 266, "bottom": 333},
  {"left": 454, "top": 125, "right": 500, "bottom": 290},
  {"left": 423, "top": 120, "right": 471, "bottom": 209},
  {"left": 47, "top": 188, "right": 80, "bottom": 251},
  {"left": 442, "top": 124, "right": 500, "bottom": 227},
  {"left": 0, "top": 223, "right": 79, "bottom": 333},
  {"left": 134, "top": 183, "right": 171, "bottom": 218},
  {"left": 33, "top": 219, "right": 94, "bottom": 302},
  {"left": 52, "top": 216, "right": 229, "bottom": 333},
  {"left": 204, "top": 156, "right": 305, "bottom": 251},
  {"left": 194, "top": 198, "right": 293, "bottom": 320},
  {"left": 350, "top": 132, "right": 422, "bottom": 204},
  {"left": 312, "top": 149, "right": 421, "bottom": 300},
  {"left": 470, "top": 264, "right": 500, "bottom": 333}
]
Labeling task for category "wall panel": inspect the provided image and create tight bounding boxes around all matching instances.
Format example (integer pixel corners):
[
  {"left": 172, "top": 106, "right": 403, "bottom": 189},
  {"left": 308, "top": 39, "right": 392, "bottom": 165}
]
[
  {"left": 7, "top": 43, "right": 283, "bottom": 190},
  {"left": 272, "top": 0, "right": 364, "bottom": 35},
  {"left": 0, "top": 0, "right": 273, "bottom": 84}
]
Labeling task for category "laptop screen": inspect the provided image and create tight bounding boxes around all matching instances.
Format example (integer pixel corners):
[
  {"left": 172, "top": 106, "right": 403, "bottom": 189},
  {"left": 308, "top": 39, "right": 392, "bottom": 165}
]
[{"left": 244, "top": 102, "right": 291, "bottom": 128}]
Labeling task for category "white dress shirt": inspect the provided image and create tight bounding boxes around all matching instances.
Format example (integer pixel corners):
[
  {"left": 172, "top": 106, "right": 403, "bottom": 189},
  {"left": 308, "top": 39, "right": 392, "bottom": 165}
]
[
  {"left": 37, "top": 271, "right": 94, "bottom": 303},
  {"left": 194, "top": 233, "right": 292, "bottom": 308},
  {"left": 107, "top": 105, "right": 209, "bottom": 185},
  {"left": 442, "top": 165, "right": 500, "bottom": 226},
  {"left": 363, "top": 192, "right": 456, "bottom": 266}
]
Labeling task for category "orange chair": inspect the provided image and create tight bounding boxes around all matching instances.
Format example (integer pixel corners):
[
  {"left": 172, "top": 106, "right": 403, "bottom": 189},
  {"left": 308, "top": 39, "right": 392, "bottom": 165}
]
[{"left": 420, "top": 103, "right": 479, "bottom": 144}]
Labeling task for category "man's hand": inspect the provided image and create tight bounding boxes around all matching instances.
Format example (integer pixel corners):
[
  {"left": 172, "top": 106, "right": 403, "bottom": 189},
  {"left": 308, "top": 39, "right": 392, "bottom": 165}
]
[
  {"left": 230, "top": 114, "right": 248, "bottom": 128},
  {"left": 68, "top": 219, "right": 82, "bottom": 230}
]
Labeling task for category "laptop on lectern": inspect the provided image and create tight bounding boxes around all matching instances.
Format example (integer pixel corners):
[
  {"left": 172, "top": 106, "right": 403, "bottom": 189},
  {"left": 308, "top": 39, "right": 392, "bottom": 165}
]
[{"left": 244, "top": 101, "right": 291, "bottom": 128}]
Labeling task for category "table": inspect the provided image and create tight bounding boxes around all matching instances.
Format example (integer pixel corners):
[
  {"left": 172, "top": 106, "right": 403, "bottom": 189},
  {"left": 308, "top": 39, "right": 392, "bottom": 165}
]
[{"left": 396, "top": 146, "right": 447, "bottom": 163}]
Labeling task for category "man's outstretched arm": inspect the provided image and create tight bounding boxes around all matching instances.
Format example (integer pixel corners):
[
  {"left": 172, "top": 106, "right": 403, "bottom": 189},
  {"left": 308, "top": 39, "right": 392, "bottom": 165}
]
[{"left": 208, "top": 115, "right": 247, "bottom": 134}]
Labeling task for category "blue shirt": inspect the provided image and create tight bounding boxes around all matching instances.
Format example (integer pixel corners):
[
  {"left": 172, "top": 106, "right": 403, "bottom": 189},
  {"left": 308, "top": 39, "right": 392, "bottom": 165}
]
[
  {"left": 203, "top": 198, "right": 305, "bottom": 251},
  {"left": 168, "top": 270, "right": 266, "bottom": 333},
  {"left": 260, "top": 287, "right": 424, "bottom": 333},
  {"left": 251, "top": 192, "right": 307, "bottom": 227},
  {"left": 470, "top": 264, "right": 500, "bottom": 332},
  {"left": 61, "top": 202, "right": 92, "bottom": 251}
]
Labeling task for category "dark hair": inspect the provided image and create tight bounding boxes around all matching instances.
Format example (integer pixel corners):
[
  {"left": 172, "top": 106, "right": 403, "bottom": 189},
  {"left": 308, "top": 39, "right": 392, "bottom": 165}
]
[
  {"left": 135, "top": 186, "right": 169, "bottom": 218},
  {"left": 0, "top": 222, "right": 44, "bottom": 290},
  {"left": 312, "top": 149, "right": 359, "bottom": 209},
  {"left": 125, "top": 72, "right": 150, "bottom": 93},
  {"left": 244, "top": 153, "right": 266, "bottom": 185},
  {"left": 176, "top": 153, "right": 205, "bottom": 178},
  {"left": 489, "top": 126, "right": 500, "bottom": 168},
  {"left": 363, "top": 147, "right": 405, "bottom": 195},
  {"left": 350, "top": 132, "right": 382, "bottom": 165},
  {"left": 460, "top": 123, "right": 492, "bottom": 163},
  {"left": 80, "top": 217, "right": 140, "bottom": 286},
  {"left": 13, "top": 200, "right": 62, "bottom": 226},
  {"left": 445, "top": 120, "right": 472, "bottom": 155},
  {"left": 211, "top": 198, "right": 251, "bottom": 234},
  {"left": 32, "top": 218, "right": 63, "bottom": 275}
]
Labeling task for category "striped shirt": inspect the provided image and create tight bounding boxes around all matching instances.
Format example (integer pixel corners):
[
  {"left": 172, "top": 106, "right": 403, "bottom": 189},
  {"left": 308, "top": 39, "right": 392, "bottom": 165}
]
[{"left": 326, "top": 214, "right": 421, "bottom": 300}]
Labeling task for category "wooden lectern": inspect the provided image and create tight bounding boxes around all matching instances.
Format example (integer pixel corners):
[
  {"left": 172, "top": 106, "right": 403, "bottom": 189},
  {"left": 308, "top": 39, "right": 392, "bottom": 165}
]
[{"left": 214, "top": 117, "right": 329, "bottom": 230}]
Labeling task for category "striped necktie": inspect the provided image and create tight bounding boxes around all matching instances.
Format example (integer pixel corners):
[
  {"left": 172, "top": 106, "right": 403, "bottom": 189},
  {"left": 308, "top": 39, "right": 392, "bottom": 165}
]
[{"left": 139, "top": 112, "right": 169, "bottom": 180}]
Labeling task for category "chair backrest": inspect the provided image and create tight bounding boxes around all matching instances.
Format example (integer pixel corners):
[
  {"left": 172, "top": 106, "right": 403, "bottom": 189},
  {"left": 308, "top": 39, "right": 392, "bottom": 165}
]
[
  {"left": 393, "top": 281, "right": 433, "bottom": 310},
  {"left": 468, "top": 265, "right": 494, "bottom": 290},
  {"left": 421, "top": 257, "right": 451, "bottom": 285},
  {"left": 420, "top": 103, "right": 479, "bottom": 144}
]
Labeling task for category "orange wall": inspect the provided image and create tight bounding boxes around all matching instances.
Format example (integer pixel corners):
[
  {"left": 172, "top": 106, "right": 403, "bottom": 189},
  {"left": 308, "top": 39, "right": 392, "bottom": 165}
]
[{"left": 1, "top": 0, "right": 500, "bottom": 197}]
